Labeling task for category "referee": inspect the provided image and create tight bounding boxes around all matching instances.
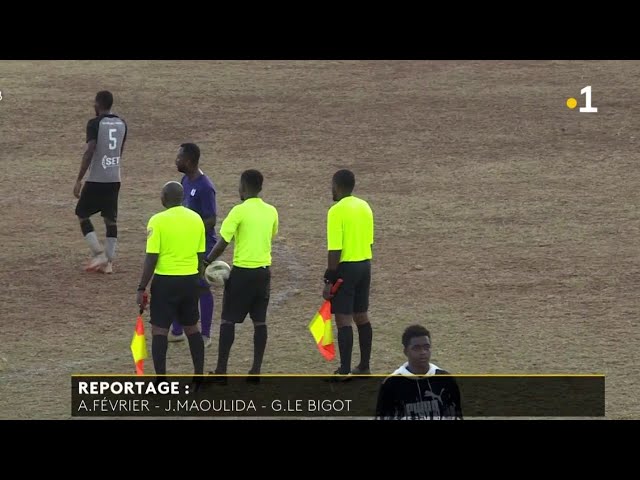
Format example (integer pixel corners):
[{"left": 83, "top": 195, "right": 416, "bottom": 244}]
[
  {"left": 136, "top": 181, "right": 206, "bottom": 377},
  {"left": 205, "top": 169, "right": 278, "bottom": 377},
  {"left": 323, "top": 169, "right": 374, "bottom": 376}
]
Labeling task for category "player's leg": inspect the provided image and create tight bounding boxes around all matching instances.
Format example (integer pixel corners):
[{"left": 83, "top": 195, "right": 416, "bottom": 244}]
[
  {"left": 75, "top": 182, "right": 107, "bottom": 270},
  {"left": 101, "top": 217, "right": 117, "bottom": 274},
  {"left": 100, "top": 183, "right": 120, "bottom": 274},
  {"left": 331, "top": 263, "right": 357, "bottom": 375},
  {"left": 170, "top": 261, "right": 213, "bottom": 344},
  {"left": 248, "top": 267, "right": 271, "bottom": 376},
  {"left": 213, "top": 268, "right": 250, "bottom": 375},
  {"left": 149, "top": 275, "right": 178, "bottom": 375},
  {"left": 169, "top": 321, "right": 185, "bottom": 341},
  {"left": 352, "top": 260, "right": 372, "bottom": 375},
  {"left": 177, "top": 274, "right": 204, "bottom": 376}
]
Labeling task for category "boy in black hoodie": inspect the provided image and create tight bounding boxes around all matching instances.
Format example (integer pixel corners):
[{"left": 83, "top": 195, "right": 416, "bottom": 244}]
[{"left": 375, "top": 325, "right": 463, "bottom": 420}]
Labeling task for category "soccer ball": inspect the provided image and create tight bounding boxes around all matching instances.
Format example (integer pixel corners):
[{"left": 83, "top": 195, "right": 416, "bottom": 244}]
[{"left": 204, "top": 261, "right": 231, "bottom": 287}]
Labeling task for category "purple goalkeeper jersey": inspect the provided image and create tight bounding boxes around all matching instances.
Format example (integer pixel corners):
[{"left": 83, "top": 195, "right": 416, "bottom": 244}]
[{"left": 181, "top": 172, "right": 217, "bottom": 248}]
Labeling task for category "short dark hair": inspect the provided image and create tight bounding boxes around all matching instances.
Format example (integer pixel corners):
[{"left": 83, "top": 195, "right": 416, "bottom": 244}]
[
  {"left": 180, "top": 143, "right": 201, "bottom": 164},
  {"left": 95, "top": 90, "right": 113, "bottom": 110},
  {"left": 402, "top": 325, "right": 431, "bottom": 348},
  {"left": 333, "top": 169, "right": 355, "bottom": 192},
  {"left": 241, "top": 169, "right": 264, "bottom": 193}
]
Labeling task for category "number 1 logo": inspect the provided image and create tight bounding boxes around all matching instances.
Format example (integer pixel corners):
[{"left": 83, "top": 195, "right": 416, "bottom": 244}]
[{"left": 580, "top": 86, "right": 598, "bottom": 113}]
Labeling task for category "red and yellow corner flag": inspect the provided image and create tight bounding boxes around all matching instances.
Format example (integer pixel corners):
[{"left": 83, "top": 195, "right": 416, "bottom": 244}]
[
  {"left": 131, "top": 314, "right": 148, "bottom": 375},
  {"left": 308, "top": 279, "right": 343, "bottom": 361}
]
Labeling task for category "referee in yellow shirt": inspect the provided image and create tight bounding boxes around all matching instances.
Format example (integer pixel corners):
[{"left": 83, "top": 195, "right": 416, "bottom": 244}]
[
  {"left": 136, "top": 181, "right": 206, "bottom": 377},
  {"left": 323, "top": 169, "right": 374, "bottom": 376},
  {"left": 205, "top": 169, "right": 278, "bottom": 376}
]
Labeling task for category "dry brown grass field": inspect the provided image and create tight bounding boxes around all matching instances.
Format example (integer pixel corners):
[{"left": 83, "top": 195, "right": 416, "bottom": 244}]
[{"left": 0, "top": 60, "right": 637, "bottom": 419}]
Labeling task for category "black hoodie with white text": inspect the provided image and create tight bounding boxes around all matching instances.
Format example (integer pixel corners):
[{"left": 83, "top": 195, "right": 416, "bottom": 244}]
[{"left": 375, "top": 362, "right": 463, "bottom": 420}]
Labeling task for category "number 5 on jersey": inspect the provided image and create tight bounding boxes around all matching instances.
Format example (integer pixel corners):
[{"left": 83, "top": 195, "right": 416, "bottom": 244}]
[{"left": 109, "top": 128, "right": 117, "bottom": 149}]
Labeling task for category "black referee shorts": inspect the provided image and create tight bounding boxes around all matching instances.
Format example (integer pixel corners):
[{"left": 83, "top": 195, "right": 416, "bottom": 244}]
[
  {"left": 150, "top": 274, "right": 200, "bottom": 329},
  {"left": 331, "top": 260, "right": 371, "bottom": 315},
  {"left": 75, "top": 181, "right": 120, "bottom": 221},
  {"left": 221, "top": 266, "right": 271, "bottom": 324}
]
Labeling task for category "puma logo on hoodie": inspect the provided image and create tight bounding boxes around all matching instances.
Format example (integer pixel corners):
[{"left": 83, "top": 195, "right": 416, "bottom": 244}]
[{"left": 375, "top": 362, "right": 463, "bottom": 420}]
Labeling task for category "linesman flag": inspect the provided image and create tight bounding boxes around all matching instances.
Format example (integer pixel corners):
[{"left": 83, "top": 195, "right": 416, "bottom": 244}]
[
  {"left": 131, "top": 293, "right": 148, "bottom": 375},
  {"left": 308, "top": 279, "right": 343, "bottom": 361},
  {"left": 131, "top": 314, "right": 147, "bottom": 375}
]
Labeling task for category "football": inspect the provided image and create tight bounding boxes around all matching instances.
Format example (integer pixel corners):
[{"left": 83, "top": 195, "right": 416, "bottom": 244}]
[{"left": 204, "top": 260, "right": 231, "bottom": 287}]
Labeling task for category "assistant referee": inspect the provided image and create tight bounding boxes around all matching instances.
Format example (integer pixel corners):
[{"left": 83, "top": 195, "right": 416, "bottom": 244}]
[
  {"left": 136, "top": 181, "right": 206, "bottom": 377},
  {"left": 205, "top": 169, "right": 278, "bottom": 377},
  {"left": 322, "top": 169, "right": 374, "bottom": 376}
]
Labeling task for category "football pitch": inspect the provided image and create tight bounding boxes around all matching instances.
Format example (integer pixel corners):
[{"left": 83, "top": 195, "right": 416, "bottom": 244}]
[{"left": 0, "top": 60, "right": 637, "bottom": 419}]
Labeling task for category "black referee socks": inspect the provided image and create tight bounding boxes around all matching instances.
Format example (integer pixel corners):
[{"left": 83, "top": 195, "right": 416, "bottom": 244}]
[
  {"left": 251, "top": 325, "right": 268, "bottom": 374},
  {"left": 215, "top": 323, "right": 236, "bottom": 374},
  {"left": 187, "top": 332, "right": 205, "bottom": 375},
  {"left": 338, "top": 326, "right": 353, "bottom": 374},
  {"left": 357, "top": 322, "right": 373, "bottom": 371},
  {"left": 152, "top": 335, "right": 168, "bottom": 375}
]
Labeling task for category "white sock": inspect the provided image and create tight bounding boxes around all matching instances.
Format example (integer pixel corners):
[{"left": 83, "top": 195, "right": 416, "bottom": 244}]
[
  {"left": 84, "top": 232, "right": 103, "bottom": 256},
  {"left": 105, "top": 237, "right": 117, "bottom": 262}
]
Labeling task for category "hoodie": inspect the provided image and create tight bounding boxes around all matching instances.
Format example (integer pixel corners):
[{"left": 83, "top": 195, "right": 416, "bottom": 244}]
[
  {"left": 375, "top": 362, "right": 463, "bottom": 420},
  {"left": 392, "top": 362, "right": 442, "bottom": 376}
]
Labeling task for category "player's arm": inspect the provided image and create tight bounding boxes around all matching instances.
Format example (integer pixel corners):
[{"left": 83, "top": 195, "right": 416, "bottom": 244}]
[
  {"left": 205, "top": 239, "right": 228, "bottom": 264},
  {"left": 203, "top": 216, "right": 216, "bottom": 232},
  {"left": 205, "top": 206, "right": 239, "bottom": 263},
  {"left": 201, "top": 185, "right": 217, "bottom": 233},
  {"left": 77, "top": 140, "right": 96, "bottom": 182},
  {"left": 324, "top": 207, "right": 342, "bottom": 290},
  {"left": 75, "top": 119, "right": 98, "bottom": 197},
  {"left": 78, "top": 119, "right": 99, "bottom": 181},
  {"left": 197, "top": 219, "right": 206, "bottom": 277},
  {"left": 74, "top": 140, "right": 96, "bottom": 199}
]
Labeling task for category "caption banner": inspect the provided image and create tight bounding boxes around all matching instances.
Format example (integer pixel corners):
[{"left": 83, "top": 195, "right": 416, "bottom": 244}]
[{"left": 71, "top": 374, "right": 605, "bottom": 419}]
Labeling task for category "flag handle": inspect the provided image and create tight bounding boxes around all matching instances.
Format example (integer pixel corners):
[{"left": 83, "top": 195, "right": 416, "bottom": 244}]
[
  {"left": 139, "top": 291, "right": 149, "bottom": 315},
  {"left": 329, "top": 278, "right": 343, "bottom": 295}
]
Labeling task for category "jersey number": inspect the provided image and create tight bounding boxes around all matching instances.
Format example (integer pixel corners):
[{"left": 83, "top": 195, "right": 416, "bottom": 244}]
[{"left": 109, "top": 129, "right": 117, "bottom": 150}]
